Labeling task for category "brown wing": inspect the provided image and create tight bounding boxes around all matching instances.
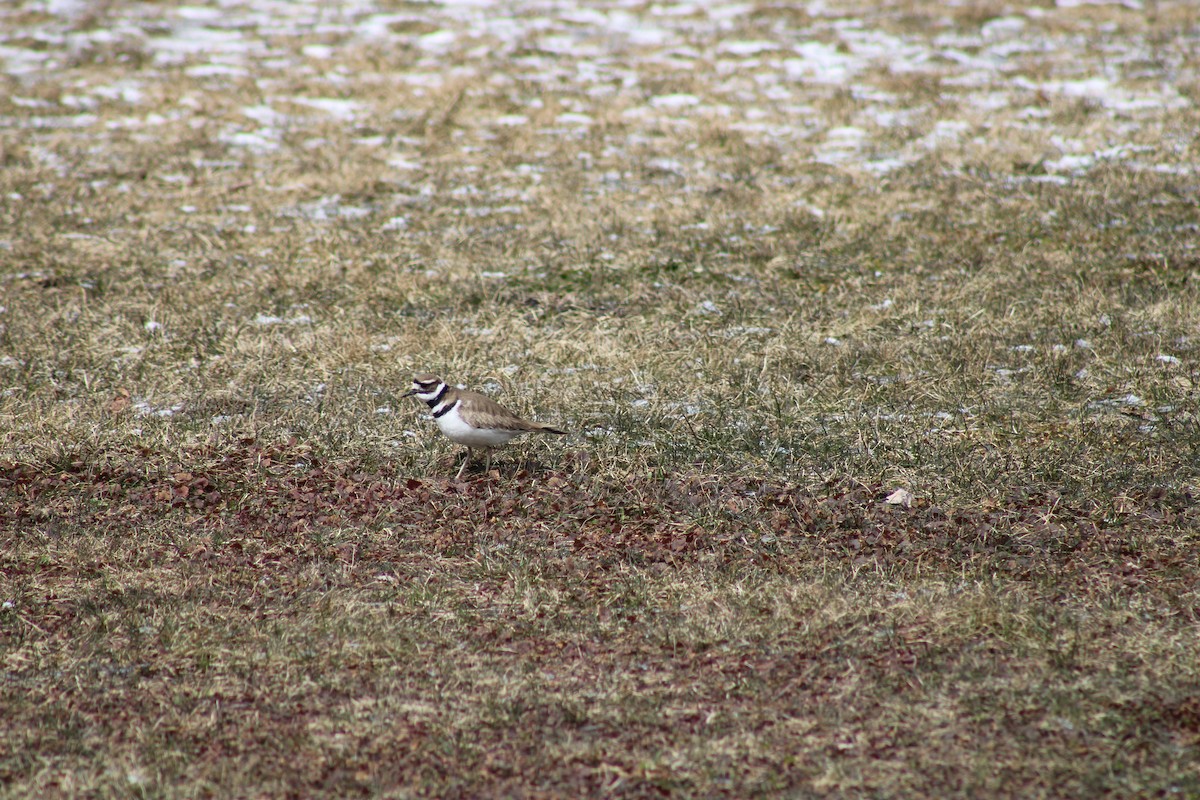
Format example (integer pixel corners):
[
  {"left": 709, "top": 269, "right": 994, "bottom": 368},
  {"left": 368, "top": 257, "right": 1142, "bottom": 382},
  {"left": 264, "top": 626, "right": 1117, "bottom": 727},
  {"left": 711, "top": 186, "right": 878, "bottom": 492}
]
[{"left": 460, "top": 390, "right": 566, "bottom": 434}]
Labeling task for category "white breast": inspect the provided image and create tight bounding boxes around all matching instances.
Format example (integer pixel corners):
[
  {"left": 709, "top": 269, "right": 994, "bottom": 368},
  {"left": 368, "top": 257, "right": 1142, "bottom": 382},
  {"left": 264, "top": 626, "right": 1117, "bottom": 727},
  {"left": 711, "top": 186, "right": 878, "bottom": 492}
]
[{"left": 436, "top": 404, "right": 522, "bottom": 447}]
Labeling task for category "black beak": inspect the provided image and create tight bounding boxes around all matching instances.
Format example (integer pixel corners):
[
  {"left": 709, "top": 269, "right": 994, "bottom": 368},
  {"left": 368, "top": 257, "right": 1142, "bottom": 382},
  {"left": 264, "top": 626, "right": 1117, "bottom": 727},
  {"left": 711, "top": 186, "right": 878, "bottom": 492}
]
[{"left": 402, "top": 389, "right": 417, "bottom": 397}]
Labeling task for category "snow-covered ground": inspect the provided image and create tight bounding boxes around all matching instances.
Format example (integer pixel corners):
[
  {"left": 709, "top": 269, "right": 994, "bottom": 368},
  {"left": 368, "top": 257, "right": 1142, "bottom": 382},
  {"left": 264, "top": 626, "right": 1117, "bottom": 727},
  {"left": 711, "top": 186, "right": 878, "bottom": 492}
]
[{"left": 3, "top": 0, "right": 1195, "bottom": 207}]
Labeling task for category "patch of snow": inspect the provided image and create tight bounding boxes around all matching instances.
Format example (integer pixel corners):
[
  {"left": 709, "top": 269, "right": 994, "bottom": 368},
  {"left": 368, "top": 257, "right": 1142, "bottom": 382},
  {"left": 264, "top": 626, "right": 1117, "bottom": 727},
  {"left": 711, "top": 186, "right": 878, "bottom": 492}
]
[
  {"left": 649, "top": 93, "right": 701, "bottom": 109},
  {"left": 719, "top": 41, "right": 778, "bottom": 56},
  {"left": 290, "top": 97, "right": 362, "bottom": 120},
  {"left": 784, "top": 41, "right": 861, "bottom": 84}
]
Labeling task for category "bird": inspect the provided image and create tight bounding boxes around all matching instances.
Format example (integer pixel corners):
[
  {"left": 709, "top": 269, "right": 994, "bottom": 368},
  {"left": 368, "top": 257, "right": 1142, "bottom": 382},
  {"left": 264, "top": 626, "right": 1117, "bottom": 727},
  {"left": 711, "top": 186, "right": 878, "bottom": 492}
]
[{"left": 403, "top": 373, "right": 567, "bottom": 478}]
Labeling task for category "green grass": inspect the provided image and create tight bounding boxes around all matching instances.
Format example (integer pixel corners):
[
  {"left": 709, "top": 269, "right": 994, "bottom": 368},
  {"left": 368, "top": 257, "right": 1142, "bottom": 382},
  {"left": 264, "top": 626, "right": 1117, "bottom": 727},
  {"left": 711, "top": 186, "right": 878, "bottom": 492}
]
[{"left": 3, "top": 0, "right": 1200, "bottom": 797}]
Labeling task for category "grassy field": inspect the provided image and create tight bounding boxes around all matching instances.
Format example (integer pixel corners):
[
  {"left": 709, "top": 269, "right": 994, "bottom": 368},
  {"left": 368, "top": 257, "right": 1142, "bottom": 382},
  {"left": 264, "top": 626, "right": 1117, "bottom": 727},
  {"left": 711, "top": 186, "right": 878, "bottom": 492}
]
[{"left": 2, "top": 0, "right": 1199, "bottom": 796}]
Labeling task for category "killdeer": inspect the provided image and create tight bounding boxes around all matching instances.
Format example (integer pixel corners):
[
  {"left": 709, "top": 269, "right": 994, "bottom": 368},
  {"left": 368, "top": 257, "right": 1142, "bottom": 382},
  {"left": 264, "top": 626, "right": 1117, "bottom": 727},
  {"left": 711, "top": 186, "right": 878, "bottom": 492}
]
[{"left": 403, "top": 373, "right": 567, "bottom": 478}]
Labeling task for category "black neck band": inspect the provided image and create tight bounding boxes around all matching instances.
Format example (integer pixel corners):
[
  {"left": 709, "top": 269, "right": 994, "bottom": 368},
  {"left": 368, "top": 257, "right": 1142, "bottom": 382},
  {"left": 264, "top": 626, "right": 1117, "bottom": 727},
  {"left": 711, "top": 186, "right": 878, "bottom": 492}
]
[{"left": 426, "top": 384, "right": 448, "bottom": 408}]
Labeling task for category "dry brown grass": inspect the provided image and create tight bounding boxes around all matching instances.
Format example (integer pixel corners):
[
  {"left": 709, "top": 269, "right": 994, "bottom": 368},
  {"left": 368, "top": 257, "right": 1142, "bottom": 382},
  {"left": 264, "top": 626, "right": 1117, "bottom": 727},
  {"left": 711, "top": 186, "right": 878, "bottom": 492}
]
[{"left": 2, "top": 0, "right": 1199, "bottom": 797}]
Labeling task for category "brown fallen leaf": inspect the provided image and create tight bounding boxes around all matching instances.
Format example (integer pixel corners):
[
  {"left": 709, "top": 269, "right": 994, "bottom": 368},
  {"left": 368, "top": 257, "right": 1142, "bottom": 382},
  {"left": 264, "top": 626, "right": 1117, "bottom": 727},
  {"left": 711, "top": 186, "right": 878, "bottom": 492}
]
[{"left": 108, "top": 389, "right": 131, "bottom": 414}]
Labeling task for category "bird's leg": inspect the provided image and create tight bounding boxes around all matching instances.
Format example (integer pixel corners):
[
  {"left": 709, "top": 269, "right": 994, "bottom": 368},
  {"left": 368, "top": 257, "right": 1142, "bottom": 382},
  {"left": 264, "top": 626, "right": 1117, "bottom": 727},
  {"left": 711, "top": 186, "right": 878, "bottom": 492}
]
[
  {"left": 483, "top": 448, "right": 493, "bottom": 474},
  {"left": 456, "top": 447, "right": 473, "bottom": 479}
]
